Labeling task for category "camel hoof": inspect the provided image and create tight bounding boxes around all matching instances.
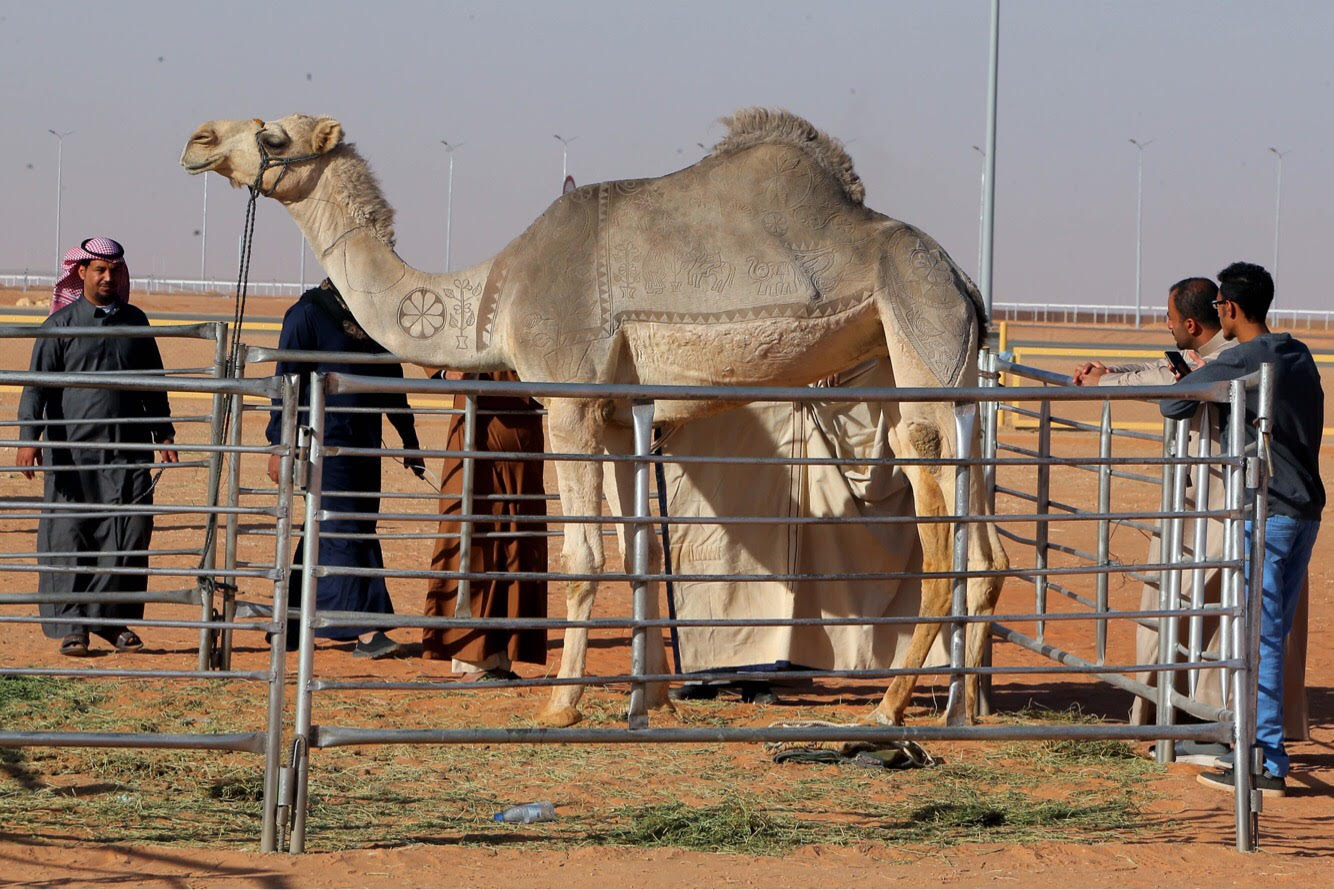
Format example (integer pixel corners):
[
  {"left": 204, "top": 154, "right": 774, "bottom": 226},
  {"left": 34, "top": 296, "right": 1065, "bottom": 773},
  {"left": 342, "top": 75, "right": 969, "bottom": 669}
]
[
  {"left": 536, "top": 705, "right": 582, "bottom": 728},
  {"left": 649, "top": 699, "right": 676, "bottom": 715},
  {"left": 645, "top": 683, "right": 673, "bottom": 712},
  {"left": 860, "top": 708, "right": 900, "bottom": 727}
]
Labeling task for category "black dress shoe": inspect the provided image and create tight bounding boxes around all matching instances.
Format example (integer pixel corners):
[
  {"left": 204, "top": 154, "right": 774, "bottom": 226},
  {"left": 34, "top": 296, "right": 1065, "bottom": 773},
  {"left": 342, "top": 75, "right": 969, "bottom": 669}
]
[
  {"left": 669, "top": 683, "right": 719, "bottom": 701},
  {"left": 739, "top": 682, "right": 779, "bottom": 705}
]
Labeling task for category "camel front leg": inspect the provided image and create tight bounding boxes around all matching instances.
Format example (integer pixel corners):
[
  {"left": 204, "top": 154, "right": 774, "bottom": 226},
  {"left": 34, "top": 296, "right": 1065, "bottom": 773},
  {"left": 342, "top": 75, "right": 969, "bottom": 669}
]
[{"left": 536, "top": 401, "right": 607, "bottom": 728}]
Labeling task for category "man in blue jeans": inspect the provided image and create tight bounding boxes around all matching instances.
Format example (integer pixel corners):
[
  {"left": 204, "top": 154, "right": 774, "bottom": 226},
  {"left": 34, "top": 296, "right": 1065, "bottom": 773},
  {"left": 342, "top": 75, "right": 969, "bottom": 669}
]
[{"left": 1160, "top": 261, "right": 1324, "bottom": 798}]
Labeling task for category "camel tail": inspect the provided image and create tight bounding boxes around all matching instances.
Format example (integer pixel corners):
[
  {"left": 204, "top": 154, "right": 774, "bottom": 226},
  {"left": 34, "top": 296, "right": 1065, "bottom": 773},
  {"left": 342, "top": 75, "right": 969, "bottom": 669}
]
[
  {"left": 710, "top": 108, "right": 865, "bottom": 206},
  {"left": 958, "top": 267, "right": 990, "bottom": 342}
]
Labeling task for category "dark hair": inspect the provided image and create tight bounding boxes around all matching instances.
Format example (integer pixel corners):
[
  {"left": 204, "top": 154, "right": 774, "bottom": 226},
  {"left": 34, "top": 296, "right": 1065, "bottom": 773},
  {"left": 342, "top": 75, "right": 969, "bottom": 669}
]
[
  {"left": 1169, "top": 277, "right": 1220, "bottom": 328},
  {"left": 1216, "top": 262, "right": 1273, "bottom": 322}
]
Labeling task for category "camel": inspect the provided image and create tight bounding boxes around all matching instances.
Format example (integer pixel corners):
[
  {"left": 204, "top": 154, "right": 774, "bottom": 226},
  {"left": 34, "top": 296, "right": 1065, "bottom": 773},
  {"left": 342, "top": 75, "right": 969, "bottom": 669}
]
[{"left": 180, "top": 109, "right": 1008, "bottom": 728}]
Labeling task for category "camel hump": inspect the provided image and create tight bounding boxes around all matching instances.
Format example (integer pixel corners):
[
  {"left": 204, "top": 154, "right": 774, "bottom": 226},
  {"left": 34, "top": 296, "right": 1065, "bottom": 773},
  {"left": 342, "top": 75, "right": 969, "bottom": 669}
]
[{"left": 710, "top": 108, "right": 864, "bottom": 206}]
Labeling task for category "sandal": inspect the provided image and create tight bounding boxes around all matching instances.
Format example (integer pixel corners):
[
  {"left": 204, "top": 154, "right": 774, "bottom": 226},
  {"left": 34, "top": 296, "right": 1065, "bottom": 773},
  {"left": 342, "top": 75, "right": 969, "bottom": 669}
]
[
  {"left": 59, "top": 633, "right": 90, "bottom": 657},
  {"left": 112, "top": 630, "right": 144, "bottom": 652}
]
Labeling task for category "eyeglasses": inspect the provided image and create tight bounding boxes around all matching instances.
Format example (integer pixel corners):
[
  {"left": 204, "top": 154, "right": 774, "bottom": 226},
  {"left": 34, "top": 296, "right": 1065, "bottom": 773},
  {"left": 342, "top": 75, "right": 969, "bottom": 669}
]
[{"left": 1211, "top": 299, "right": 1229, "bottom": 307}]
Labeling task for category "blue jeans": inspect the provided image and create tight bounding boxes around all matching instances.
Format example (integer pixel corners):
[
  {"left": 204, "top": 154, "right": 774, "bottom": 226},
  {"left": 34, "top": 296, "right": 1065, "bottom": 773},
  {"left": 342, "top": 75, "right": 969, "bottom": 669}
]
[{"left": 1245, "top": 516, "right": 1319, "bottom": 777}]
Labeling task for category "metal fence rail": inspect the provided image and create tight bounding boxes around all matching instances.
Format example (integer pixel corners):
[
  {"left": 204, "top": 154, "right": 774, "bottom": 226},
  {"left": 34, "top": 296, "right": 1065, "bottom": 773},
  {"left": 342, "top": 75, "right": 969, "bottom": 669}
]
[
  {"left": 0, "top": 332, "right": 300, "bottom": 852},
  {"left": 266, "top": 367, "right": 1267, "bottom": 853}
]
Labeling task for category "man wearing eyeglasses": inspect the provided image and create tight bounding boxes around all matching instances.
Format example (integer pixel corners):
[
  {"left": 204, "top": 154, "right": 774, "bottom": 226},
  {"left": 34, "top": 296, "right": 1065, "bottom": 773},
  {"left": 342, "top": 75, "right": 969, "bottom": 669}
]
[{"left": 1160, "top": 261, "right": 1324, "bottom": 798}]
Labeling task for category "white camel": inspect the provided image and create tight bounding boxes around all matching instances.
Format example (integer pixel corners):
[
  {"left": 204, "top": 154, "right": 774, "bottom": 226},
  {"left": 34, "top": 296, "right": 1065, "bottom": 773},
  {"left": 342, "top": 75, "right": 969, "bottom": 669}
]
[{"left": 181, "top": 109, "right": 1007, "bottom": 727}]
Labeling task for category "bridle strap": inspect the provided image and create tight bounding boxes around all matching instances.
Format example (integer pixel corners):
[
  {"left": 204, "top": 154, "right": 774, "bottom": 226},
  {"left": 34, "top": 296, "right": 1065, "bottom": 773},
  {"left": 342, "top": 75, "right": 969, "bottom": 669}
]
[{"left": 250, "top": 127, "right": 325, "bottom": 197}]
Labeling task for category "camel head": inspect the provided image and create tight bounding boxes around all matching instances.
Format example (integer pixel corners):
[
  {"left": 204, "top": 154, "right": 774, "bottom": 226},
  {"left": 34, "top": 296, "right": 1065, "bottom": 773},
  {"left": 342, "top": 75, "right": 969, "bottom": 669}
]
[{"left": 180, "top": 114, "right": 344, "bottom": 199}]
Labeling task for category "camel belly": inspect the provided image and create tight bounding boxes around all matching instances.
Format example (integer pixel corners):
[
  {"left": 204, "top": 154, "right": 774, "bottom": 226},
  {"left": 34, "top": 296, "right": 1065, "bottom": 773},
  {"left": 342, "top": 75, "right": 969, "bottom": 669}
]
[{"left": 618, "top": 298, "right": 885, "bottom": 394}]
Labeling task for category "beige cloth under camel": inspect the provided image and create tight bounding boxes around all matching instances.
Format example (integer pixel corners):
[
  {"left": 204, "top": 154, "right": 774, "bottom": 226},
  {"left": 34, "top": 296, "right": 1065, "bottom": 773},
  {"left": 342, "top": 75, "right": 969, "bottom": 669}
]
[{"left": 656, "top": 358, "right": 948, "bottom": 673}]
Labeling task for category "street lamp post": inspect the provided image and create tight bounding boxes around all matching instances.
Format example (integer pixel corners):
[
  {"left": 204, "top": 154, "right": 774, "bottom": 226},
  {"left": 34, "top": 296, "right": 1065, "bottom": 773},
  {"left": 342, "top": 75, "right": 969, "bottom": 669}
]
[
  {"left": 553, "top": 133, "right": 578, "bottom": 184},
  {"left": 441, "top": 140, "right": 464, "bottom": 271},
  {"left": 1268, "top": 147, "right": 1290, "bottom": 297},
  {"left": 972, "top": 145, "right": 987, "bottom": 282},
  {"left": 47, "top": 129, "right": 73, "bottom": 272},
  {"left": 978, "top": 0, "right": 1000, "bottom": 318},
  {"left": 200, "top": 175, "right": 208, "bottom": 286},
  {"left": 1129, "top": 137, "right": 1154, "bottom": 327}
]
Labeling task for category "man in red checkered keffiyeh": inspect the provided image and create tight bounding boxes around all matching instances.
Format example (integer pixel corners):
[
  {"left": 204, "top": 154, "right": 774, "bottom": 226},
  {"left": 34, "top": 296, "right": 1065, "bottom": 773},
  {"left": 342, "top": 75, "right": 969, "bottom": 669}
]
[{"left": 50, "top": 236, "right": 130, "bottom": 314}]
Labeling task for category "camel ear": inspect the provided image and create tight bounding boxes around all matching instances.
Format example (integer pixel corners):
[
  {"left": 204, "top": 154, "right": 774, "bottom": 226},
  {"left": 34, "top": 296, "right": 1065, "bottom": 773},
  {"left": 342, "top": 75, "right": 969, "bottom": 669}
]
[{"left": 310, "top": 118, "right": 343, "bottom": 154}]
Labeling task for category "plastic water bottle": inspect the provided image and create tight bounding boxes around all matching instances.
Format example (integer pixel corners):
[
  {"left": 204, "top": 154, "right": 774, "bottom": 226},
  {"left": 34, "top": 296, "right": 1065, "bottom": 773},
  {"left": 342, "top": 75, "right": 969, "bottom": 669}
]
[{"left": 493, "top": 801, "right": 556, "bottom": 824}]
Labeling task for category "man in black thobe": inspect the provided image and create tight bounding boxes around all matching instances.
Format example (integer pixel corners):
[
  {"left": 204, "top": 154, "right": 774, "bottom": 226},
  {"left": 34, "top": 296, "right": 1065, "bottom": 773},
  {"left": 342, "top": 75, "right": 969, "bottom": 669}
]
[
  {"left": 265, "top": 279, "right": 422, "bottom": 658},
  {"left": 16, "top": 237, "right": 177, "bottom": 657}
]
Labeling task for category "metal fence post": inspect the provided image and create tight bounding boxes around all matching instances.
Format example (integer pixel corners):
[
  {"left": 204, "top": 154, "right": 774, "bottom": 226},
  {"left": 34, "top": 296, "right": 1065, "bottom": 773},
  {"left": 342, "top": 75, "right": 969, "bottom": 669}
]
[
  {"left": 976, "top": 351, "right": 999, "bottom": 715},
  {"left": 219, "top": 351, "right": 248, "bottom": 671},
  {"left": 1234, "top": 368, "right": 1272, "bottom": 852},
  {"left": 290, "top": 372, "right": 326, "bottom": 854},
  {"left": 944, "top": 403, "right": 976, "bottom": 726},
  {"left": 260, "top": 373, "right": 299, "bottom": 853},
  {"left": 627, "top": 400, "right": 656, "bottom": 729},
  {"left": 453, "top": 394, "right": 477, "bottom": 621},
  {"left": 1034, "top": 399, "right": 1052, "bottom": 643},
  {"left": 1153, "top": 418, "right": 1177, "bottom": 764},
  {"left": 198, "top": 323, "right": 229, "bottom": 670},
  {"left": 1229, "top": 377, "right": 1256, "bottom": 850},
  {"left": 1095, "top": 399, "right": 1112, "bottom": 664},
  {"left": 1187, "top": 409, "right": 1215, "bottom": 695},
  {"left": 1156, "top": 419, "right": 1190, "bottom": 734}
]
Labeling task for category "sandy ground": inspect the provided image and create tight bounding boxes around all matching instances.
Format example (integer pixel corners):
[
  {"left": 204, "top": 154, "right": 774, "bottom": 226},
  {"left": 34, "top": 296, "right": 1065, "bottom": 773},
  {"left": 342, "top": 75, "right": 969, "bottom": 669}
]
[{"left": 0, "top": 294, "right": 1331, "bottom": 887}]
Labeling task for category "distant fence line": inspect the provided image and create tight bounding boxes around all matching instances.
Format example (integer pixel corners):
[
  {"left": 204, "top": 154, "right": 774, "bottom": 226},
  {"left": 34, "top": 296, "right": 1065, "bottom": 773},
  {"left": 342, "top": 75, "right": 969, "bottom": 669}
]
[
  {"left": 0, "top": 272, "right": 306, "bottom": 299},
  {"left": 2, "top": 272, "right": 1333, "bottom": 329}
]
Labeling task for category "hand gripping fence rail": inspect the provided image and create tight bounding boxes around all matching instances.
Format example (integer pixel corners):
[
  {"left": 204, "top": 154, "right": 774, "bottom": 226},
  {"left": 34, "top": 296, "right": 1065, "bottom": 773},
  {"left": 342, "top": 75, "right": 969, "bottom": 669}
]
[
  {"left": 260, "top": 359, "right": 1272, "bottom": 854},
  {"left": 0, "top": 320, "right": 301, "bottom": 852}
]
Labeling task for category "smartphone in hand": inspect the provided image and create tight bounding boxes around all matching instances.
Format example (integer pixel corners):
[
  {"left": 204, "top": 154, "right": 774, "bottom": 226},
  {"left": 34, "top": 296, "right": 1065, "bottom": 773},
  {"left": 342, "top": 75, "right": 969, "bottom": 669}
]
[{"left": 1165, "top": 350, "right": 1192, "bottom": 377}]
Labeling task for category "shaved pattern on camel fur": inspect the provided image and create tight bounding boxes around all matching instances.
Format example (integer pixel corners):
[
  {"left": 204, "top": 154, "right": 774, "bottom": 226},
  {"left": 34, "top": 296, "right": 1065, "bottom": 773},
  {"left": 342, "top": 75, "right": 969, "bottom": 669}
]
[{"left": 181, "top": 108, "right": 1007, "bottom": 728}]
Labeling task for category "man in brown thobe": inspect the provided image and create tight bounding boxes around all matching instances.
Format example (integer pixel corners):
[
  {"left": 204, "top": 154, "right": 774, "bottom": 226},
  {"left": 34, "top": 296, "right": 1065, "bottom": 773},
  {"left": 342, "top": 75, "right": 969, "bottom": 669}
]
[{"left": 422, "top": 370, "right": 548, "bottom": 678}]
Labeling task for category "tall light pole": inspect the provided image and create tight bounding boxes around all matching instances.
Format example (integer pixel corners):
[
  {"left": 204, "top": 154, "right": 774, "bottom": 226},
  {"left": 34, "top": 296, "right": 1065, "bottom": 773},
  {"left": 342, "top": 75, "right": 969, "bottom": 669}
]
[
  {"left": 47, "top": 129, "right": 73, "bottom": 272},
  {"left": 441, "top": 140, "right": 464, "bottom": 271},
  {"left": 978, "top": 0, "right": 999, "bottom": 318},
  {"left": 972, "top": 145, "right": 987, "bottom": 282},
  {"left": 1268, "top": 147, "right": 1289, "bottom": 297},
  {"left": 200, "top": 175, "right": 208, "bottom": 285},
  {"left": 553, "top": 133, "right": 578, "bottom": 183},
  {"left": 1129, "top": 137, "right": 1154, "bottom": 327}
]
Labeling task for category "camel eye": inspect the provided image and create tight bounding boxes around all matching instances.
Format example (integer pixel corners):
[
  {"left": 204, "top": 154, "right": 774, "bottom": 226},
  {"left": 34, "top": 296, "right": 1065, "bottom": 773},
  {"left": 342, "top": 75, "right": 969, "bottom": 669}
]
[{"left": 260, "top": 131, "right": 289, "bottom": 149}]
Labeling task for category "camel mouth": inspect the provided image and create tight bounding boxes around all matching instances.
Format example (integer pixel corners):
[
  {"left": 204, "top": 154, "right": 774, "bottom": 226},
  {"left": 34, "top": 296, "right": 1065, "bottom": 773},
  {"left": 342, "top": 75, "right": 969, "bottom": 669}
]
[{"left": 181, "top": 154, "right": 221, "bottom": 174}]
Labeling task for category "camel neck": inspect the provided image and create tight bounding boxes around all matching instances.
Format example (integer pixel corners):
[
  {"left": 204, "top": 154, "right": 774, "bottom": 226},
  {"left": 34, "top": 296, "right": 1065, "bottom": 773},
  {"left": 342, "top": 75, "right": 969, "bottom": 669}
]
[{"left": 281, "top": 178, "right": 503, "bottom": 371}]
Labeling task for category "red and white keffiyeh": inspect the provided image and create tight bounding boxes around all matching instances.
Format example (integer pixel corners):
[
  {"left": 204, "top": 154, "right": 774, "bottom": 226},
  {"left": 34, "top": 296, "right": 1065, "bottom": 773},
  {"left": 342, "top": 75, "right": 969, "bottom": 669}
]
[{"left": 50, "top": 236, "right": 130, "bottom": 314}]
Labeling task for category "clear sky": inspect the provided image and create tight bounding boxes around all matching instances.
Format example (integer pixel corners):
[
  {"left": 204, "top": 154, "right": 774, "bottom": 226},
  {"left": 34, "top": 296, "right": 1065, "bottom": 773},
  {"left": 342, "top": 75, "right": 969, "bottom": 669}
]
[{"left": 3, "top": 0, "right": 1331, "bottom": 312}]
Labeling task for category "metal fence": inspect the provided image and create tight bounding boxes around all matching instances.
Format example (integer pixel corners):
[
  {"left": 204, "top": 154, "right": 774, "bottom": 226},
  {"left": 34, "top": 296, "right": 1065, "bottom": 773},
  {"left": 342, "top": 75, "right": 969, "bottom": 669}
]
[
  {"left": 0, "top": 273, "right": 307, "bottom": 299},
  {"left": 0, "top": 323, "right": 301, "bottom": 851},
  {"left": 0, "top": 322, "right": 1278, "bottom": 853},
  {"left": 268, "top": 366, "right": 1270, "bottom": 853},
  {"left": 990, "top": 301, "right": 1334, "bottom": 330}
]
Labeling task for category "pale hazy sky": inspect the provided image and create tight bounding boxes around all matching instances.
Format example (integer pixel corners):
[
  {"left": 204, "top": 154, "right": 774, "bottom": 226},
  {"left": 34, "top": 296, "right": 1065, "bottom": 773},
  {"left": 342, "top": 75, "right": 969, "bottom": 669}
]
[{"left": 3, "top": 0, "right": 1332, "bottom": 311}]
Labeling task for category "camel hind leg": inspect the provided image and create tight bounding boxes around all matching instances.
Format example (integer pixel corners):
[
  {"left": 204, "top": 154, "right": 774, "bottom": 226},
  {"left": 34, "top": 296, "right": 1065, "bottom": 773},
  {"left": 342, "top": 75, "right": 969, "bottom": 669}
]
[
  {"left": 865, "top": 295, "right": 1007, "bottom": 724},
  {"left": 865, "top": 398, "right": 958, "bottom": 725}
]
